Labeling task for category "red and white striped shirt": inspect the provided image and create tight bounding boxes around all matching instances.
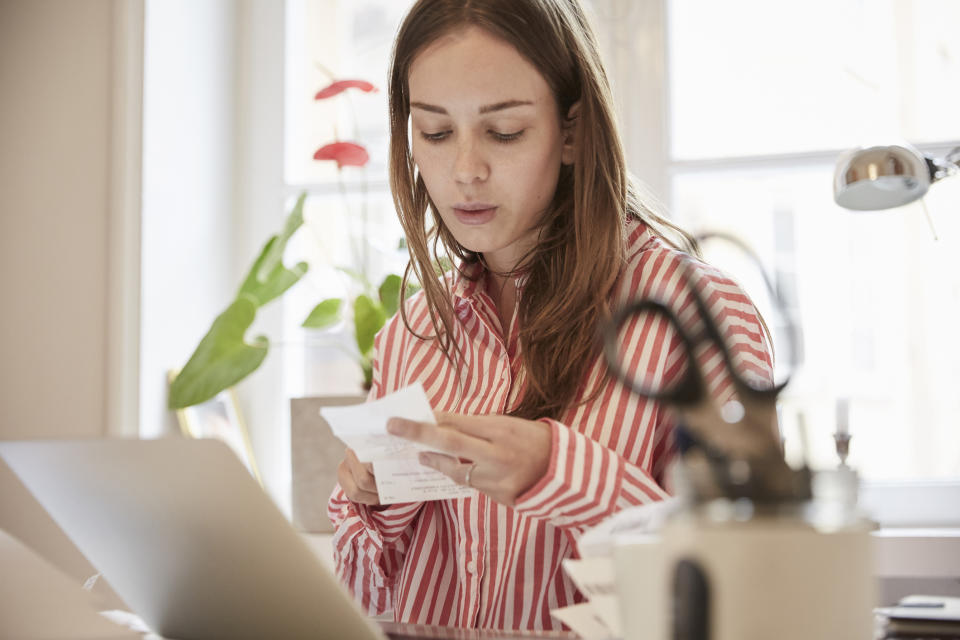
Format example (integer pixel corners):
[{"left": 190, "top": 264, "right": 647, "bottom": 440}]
[{"left": 328, "top": 218, "right": 773, "bottom": 630}]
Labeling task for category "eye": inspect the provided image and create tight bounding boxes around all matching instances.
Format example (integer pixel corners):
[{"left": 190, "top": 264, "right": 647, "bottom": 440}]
[
  {"left": 490, "top": 130, "right": 525, "bottom": 143},
  {"left": 420, "top": 130, "right": 451, "bottom": 143}
]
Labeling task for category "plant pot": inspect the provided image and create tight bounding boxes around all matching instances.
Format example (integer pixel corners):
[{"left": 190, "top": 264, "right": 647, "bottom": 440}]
[{"left": 290, "top": 395, "right": 364, "bottom": 533}]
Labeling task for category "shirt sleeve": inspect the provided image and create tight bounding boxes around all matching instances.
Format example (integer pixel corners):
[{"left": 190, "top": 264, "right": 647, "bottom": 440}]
[
  {"left": 512, "top": 260, "right": 773, "bottom": 533},
  {"left": 326, "top": 322, "right": 425, "bottom": 616}
]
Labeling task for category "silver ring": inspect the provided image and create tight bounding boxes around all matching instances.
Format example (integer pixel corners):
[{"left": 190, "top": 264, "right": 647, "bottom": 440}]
[{"left": 463, "top": 461, "right": 477, "bottom": 487}]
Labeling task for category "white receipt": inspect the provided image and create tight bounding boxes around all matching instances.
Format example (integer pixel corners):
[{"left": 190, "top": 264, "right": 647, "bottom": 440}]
[{"left": 320, "top": 383, "right": 476, "bottom": 504}]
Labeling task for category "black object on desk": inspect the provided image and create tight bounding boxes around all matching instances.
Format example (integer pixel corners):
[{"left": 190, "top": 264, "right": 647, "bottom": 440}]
[{"left": 875, "top": 595, "right": 960, "bottom": 639}]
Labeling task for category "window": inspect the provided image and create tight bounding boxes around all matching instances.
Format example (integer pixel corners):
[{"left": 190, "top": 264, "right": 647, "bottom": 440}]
[
  {"left": 279, "top": 0, "right": 960, "bottom": 524},
  {"left": 595, "top": 0, "right": 959, "bottom": 524},
  {"left": 283, "top": 0, "right": 414, "bottom": 398}
]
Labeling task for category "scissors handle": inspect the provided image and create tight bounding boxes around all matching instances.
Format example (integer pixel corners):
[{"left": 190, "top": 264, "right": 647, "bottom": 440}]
[
  {"left": 602, "top": 261, "right": 787, "bottom": 408},
  {"left": 603, "top": 298, "right": 703, "bottom": 405}
]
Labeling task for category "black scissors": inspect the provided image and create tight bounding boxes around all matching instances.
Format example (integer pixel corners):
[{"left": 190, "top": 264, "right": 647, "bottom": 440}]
[{"left": 602, "top": 233, "right": 809, "bottom": 501}]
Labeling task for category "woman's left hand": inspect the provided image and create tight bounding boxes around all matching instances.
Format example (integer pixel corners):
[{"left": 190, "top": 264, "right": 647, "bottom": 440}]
[{"left": 386, "top": 412, "right": 552, "bottom": 507}]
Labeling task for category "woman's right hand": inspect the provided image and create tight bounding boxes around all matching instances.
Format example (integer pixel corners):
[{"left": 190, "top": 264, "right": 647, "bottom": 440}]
[{"left": 337, "top": 448, "right": 380, "bottom": 505}]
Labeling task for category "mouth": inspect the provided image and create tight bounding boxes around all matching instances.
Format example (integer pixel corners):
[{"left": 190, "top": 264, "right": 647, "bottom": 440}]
[{"left": 452, "top": 203, "right": 497, "bottom": 226}]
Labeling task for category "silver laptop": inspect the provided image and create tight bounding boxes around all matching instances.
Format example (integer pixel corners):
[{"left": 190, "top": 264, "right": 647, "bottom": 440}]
[{"left": 0, "top": 438, "right": 385, "bottom": 640}]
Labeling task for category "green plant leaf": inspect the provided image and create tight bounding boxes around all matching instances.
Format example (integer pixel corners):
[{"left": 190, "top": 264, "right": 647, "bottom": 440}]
[
  {"left": 378, "top": 274, "right": 402, "bottom": 318},
  {"left": 256, "top": 192, "right": 306, "bottom": 281},
  {"left": 168, "top": 296, "right": 268, "bottom": 409},
  {"left": 336, "top": 265, "right": 374, "bottom": 293},
  {"left": 302, "top": 298, "right": 342, "bottom": 329},
  {"left": 433, "top": 256, "right": 454, "bottom": 276},
  {"left": 238, "top": 235, "right": 308, "bottom": 307},
  {"left": 354, "top": 294, "right": 386, "bottom": 356}
]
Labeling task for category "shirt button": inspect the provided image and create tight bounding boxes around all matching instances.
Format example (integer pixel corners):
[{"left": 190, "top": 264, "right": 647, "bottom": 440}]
[
  {"left": 341, "top": 506, "right": 349, "bottom": 517},
  {"left": 466, "top": 560, "right": 477, "bottom": 574}
]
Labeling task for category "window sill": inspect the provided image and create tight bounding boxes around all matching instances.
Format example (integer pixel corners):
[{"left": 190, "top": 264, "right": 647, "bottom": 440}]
[{"left": 872, "top": 528, "right": 960, "bottom": 579}]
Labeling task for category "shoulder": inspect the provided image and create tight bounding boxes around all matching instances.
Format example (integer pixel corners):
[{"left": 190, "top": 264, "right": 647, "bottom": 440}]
[
  {"left": 616, "top": 219, "right": 768, "bottom": 352},
  {"left": 616, "top": 218, "right": 743, "bottom": 305},
  {"left": 614, "top": 218, "right": 692, "bottom": 305}
]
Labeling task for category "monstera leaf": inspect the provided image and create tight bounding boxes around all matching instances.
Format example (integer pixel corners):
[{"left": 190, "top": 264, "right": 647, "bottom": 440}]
[
  {"left": 170, "top": 195, "right": 309, "bottom": 408},
  {"left": 240, "top": 194, "right": 309, "bottom": 306},
  {"left": 238, "top": 236, "right": 308, "bottom": 307},
  {"left": 252, "top": 193, "right": 306, "bottom": 285},
  {"left": 168, "top": 296, "right": 268, "bottom": 409}
]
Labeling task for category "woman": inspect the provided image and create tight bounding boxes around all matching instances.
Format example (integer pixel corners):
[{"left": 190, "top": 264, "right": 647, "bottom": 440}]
[{"left": 329, "top": 0, "right": 773, "bottom": 630}]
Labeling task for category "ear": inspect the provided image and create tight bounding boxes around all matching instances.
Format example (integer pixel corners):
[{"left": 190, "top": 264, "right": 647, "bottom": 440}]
[{"left": 561, "top": 101, "right": 580, "bottom": 165}]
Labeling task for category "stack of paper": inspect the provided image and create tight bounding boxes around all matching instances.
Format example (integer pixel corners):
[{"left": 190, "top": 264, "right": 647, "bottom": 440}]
[
  {"left": 549, "top": 499, "right": 678, "bottom": 639},
  {"left": 550, "top": 557, "right": 621, "bottom": 639},
  {"left": 875, "top": 595, "right": 960, "bottom": 638}
]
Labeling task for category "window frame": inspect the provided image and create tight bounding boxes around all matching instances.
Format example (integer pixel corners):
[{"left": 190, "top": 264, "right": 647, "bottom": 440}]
[{"left": 593, "top": 0, "right": 960, "bottom": 529}]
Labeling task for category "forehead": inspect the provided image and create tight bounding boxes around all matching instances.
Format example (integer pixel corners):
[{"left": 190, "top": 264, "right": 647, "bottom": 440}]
[{"left": 408, "top": 26, "right": 554, "bottom": 110}]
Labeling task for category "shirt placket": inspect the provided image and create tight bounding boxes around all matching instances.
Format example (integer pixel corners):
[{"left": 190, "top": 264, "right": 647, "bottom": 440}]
[
  {"left": 459, "top": 493, "right": 489, "bottom": 626},
  {"left": 466, "top": 295, "right": 514, "bottom": 413},
  {"left": 457, "top": 294, "right": 509, "bottom": 625}
]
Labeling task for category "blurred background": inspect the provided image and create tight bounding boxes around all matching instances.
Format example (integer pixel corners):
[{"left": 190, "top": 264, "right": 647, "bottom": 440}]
[{"left": 1, "top": 0, "right": 958, "bottom": 531}]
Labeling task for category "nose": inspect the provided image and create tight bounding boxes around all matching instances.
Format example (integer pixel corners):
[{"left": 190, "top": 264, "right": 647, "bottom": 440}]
[{"left": 453, "top": 136, "right": 489, "bottom": 185}]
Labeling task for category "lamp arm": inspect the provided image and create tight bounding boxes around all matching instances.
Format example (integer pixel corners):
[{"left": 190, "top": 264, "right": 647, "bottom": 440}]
[
  {"left": 929, "top": 147, "right": 960, "bottom": 182},
  {"left": 944, "top": 146, "right": 960, "bottom": 168}
]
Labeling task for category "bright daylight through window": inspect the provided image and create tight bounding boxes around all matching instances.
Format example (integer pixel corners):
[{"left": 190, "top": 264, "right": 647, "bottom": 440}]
[{"left": 283, "top": 0, "right": 959, "bottom": 492}]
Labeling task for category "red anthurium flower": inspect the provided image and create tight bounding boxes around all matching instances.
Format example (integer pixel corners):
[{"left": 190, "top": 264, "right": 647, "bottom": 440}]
[
  {"left": 314, "top": 79, "right": 378, "bottom": 100},
  {"left": 313, "top": 142, "right": 370, "bottom": 168}
]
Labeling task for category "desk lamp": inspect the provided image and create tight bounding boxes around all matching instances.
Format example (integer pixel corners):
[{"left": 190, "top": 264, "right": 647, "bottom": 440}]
[{"left": 833, "top": 142, "right": 960, "bottom": 210}]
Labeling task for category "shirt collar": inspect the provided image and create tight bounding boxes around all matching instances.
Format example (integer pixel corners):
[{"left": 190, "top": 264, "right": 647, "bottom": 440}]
[
  {"left": 450, "top": 260, "right": 530, "bottom": 302},
  {"left": 449, "top": 220, "right": 651, "bottom": 301},
  {"left": 450, "top": 260, "right": 484, "bottom": 301}
]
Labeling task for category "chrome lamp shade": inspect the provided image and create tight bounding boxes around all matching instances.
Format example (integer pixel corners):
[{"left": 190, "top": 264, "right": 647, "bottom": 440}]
[{"left": 833, "top": 143, "right": 959, "bottom": 211}]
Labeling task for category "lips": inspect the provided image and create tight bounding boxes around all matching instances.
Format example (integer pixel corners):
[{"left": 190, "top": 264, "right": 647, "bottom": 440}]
[{"left": 452, "top": 203, "right": 497, "bottom": 226}]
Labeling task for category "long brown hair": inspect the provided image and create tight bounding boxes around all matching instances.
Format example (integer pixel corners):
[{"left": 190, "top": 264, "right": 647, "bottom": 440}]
[{"left": 388, "top": 0, "right": 694, "bottom": 419}]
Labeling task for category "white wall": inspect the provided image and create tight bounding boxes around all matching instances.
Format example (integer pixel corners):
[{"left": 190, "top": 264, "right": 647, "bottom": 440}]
[
  {"left": 0, "top": 0, "right": 113, "bottom": 440},
  {"left": 0, "top": 0, "right": 139, "bottom": 606}
]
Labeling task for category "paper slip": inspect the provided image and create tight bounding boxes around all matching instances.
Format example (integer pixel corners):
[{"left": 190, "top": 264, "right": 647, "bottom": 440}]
[
  {"left": 550, "top": 603, "right": 617, "bottom": 640},
  {"left": 320, "top": 383, "right": 476, "bottom": 504}
]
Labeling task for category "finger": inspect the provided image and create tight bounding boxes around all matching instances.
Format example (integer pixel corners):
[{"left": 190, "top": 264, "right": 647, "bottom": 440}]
[
  {"left": 345, "top": 448, "right": 378, "bottom": 494},
  {"left": 338, "top": 459, "right": 380, "bottom": 505},
  {"left": 387, "top": 417, "right": 495, "bottom": 459},
  {"left": 434, "top": 412, "right": 498, "bottom": 441},
  {"left": 418, "top": 452, "right": 474, "bottom": 486}
]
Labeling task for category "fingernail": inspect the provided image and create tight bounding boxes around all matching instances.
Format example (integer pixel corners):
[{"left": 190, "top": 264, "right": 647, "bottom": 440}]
[
  {"left": 418, "top": 452, "right": 432, "bottom": 467},
  {"left": 386, "top": 418, "right": 404, "bottom": 435}
]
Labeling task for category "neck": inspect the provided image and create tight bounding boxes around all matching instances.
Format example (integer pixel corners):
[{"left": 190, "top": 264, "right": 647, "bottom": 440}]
[{"left": 485, "top": 269, "right": 519, "bottom": 335}]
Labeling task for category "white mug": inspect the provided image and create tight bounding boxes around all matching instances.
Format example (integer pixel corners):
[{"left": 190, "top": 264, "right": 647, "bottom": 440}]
[{"left": 614, "top": 510, "right": 875, "bottom": 640}]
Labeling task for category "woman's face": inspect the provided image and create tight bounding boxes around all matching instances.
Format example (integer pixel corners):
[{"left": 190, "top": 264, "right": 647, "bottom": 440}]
[{"left": 408, "top": 26, "right": 573, "bottom": 273}]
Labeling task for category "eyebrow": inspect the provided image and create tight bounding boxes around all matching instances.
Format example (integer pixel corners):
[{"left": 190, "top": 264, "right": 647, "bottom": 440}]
[{"left": 410, "top": 99, "right": 535, "bottom": 115}]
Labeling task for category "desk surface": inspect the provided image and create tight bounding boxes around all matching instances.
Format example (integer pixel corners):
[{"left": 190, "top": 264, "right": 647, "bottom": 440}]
[{"left": 380, "top": 621, "right": 577, "bottom": 639}]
